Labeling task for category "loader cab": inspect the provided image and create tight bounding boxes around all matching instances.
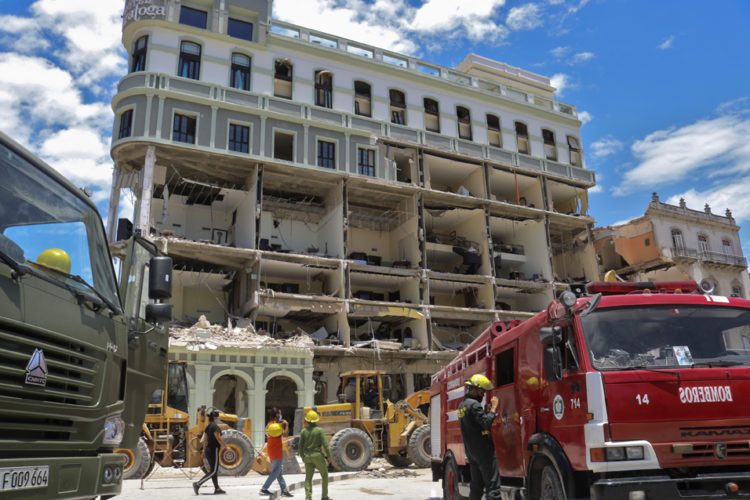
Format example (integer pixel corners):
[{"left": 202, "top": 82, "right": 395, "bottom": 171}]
[
  {"left": 146, "top": 361, "right": 190, "bottom": 422},
  {"left": 338, "top": 370, "right": 387, "bottom": 420}
]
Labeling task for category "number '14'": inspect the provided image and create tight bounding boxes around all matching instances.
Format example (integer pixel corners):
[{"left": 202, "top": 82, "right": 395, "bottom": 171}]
[{"left": 635, "top": 394, "right": 650, "bottom": 405}]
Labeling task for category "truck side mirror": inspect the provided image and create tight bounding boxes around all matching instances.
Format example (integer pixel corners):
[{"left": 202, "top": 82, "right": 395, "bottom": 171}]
[
  {"left": 149, "top": 256, "right": 173, "bottom": 299},
  {"left": 146, "top": 303, "right": 173, "bottom": 324},
  {"left": 540, "top": 326, "right": 562, "bottom": 346},
  {"left": 544, "top": 347, "right": 563, "bottom": 382}
]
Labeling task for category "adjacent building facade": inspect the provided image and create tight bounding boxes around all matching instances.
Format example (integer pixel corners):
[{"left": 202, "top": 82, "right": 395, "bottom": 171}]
[
  {"left": 594, "top": 192, "right": 750, "bottom": 297},
  {"left": 109, "top": 0, "right": 597, "bottom": 439}
]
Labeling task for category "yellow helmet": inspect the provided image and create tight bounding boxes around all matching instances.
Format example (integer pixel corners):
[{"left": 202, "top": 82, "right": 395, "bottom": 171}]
[
  {"left": 304, "top": 410, "right": 320, "bottom": 423},
  {"left": 266, "top": 422, "right": 283, "bottom": 438},
  {"left": 465, "top": 373, "right": 493, "bottom": 391},
  {"left": 35, "top": 248, "right": 71, "bottom": 274}
]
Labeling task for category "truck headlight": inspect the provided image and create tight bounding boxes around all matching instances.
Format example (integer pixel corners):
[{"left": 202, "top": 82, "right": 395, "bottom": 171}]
[
  {"left": 103, "top": 415, "right": 125, "bottom": 445},
  {"left": 591, "top": 445, "right": 645, "bottom": 462}
]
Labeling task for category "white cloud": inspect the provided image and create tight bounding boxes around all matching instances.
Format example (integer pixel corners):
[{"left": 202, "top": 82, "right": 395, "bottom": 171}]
[
  {"left": 590, "top": 136, "right": 624, "bottom": 159},
  {"left": 578, "top": 110, "right": 593, "bottom": 125},
  {"left": 666, "top": 185, "right": 750, "bottom": 224},
  {"left": 550, "top": 73, "right": 570, "bottom": 95},
  {"left": 506, "top": 4, "right": 543, "bottom": 31},
  {"left": 550, "top": 46, "right": 569, "bottom": 58},
  {"left": 573, "top": 51, "right": 594, "bottom": 63},
  {"left": 659, "top": 35, "right": 675, "bottom": 50},
  {"left": 614, "top": 112, "right": 750, "bottom": 196}
]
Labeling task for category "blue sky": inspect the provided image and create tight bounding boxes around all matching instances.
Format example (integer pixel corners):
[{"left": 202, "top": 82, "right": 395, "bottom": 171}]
[{"left": 1, "top": 0, "right": 749, "bottom": 252}]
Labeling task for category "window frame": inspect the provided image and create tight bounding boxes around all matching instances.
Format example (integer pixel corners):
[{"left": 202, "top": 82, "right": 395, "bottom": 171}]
[
  {"left": 272, "top": 128, "right": 296, "bottom": 162},
  {"left": 316, "top": 139, "right": 336, "bottom": 169},
  {"left": 130, "top": 35, "right": 148, "bottom": 73},
  {"left": 178, "top": 40, "right": 202, "bottom": 80},
  {"left": 671, "top": 228, "right": 685, "bottom": 250},
  {"left": 354, "top": 80, "right": 372, "bottom": 117},
  {"left": 456, "top": 106, "right": 472, "bottom": 141},
  {"left": 118, "top": 108, "right": 134, "bottom": 139},
  {"left": 515, "top": 121, "right": 530, "bottom": 155},
  {"left": 172, "top": 112, "right": 197, "bottom": 144},
  {"left": 315, "top": 70, "right": 333, "bottom": 108},
  {"left": 423, "top": 98, "right": 440, "bottom": 133},
  {"left": 179, "top": 6, "right": 208, "bottom": 29},
  {"left": 389, "top": 89, "right": 406, "bottom": 125},
  {"left": 567, "top": 135, "right": 581, "bottom": 166},
  {"left": 486, "top": 113, "right": 501, "bottom": 147},
  {"left": 542, "top": 128, "right": 557, "bottom": 161},
  {"left": 228, "top": 122, "right": 250, "bottom": 153},
  {"left": 230, "top": 52, "right": 251, "bottom": 91},
  {"left": 274, "top": 59, "right": 293, "bottom": 99},
  {"left": 227, "top": 18, "right": 253, "bottom": 42},
  {"left": 357, "top": 147, "right": 376, "bottom": 176}
]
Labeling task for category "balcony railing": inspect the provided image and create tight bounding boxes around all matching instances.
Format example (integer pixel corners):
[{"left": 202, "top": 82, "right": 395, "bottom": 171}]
[{"left": 671, "top": 247, "right": 747, "bottom": 267}]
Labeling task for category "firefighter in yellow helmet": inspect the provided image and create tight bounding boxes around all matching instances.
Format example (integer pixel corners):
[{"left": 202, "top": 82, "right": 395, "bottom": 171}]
[
  {"left": 299, "top": 410, "right": 332, "bottom": 500},
  {"left": 458, "top": 374, "right": 501, "bottom": 500},
  {"left": 34, "top": 248, "right": 71, "bottom": 274},
  {"left": 260, "top": 422, "right": 292, "bottom": 497}
]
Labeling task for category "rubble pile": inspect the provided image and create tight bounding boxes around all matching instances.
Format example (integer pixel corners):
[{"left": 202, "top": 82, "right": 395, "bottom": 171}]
[
  {"left": 170, "top": 315, "right": 315, "bottom": 351},
  {"left": 358, "top": 466, "right": 419, "bottom": 479}
]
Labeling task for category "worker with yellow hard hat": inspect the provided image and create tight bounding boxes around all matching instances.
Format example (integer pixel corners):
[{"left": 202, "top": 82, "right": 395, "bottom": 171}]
[
  {"left": 458, "top": 374, "right": 502, "bottom": 500},
  {"left": 299, "top": 409, "right": 332, "bottom": 500},
  {"left": 259, "top": 422, "right": 292, "bottom": 497}
]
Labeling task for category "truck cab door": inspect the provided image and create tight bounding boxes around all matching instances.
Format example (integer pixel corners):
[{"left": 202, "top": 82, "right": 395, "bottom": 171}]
[{"left": 491, "top": 341, "right": 525, "bottom": 477}]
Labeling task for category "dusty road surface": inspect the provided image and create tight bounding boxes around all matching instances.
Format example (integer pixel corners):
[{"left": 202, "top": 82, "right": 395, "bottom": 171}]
[{"left": 118, "top": 462, "right": 442, "bottom": 500}]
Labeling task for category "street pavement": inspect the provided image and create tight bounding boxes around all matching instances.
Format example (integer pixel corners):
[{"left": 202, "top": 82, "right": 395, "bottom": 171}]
[{"left": 118, "top": 463, "right": 442, "bottom": 500}]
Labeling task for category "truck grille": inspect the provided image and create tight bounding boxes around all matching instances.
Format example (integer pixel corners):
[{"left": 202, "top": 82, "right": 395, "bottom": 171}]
[
  {"left": 0, "top": 325, "right": 101, "bottom": 407},
  {"left": 676, "top": 426, "right": 750, "bottom": 459},
  {"left": 0, "top": 416, "right": 73, "bottom": 441}
]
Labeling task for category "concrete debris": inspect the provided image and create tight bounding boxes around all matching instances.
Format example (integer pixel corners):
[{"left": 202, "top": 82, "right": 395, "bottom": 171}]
[
  {"left": 170, "top": 315, "right": 315, "bottom": 351},
  {"left": 358, "top": 464, "right": 420, "bottom": 479}
]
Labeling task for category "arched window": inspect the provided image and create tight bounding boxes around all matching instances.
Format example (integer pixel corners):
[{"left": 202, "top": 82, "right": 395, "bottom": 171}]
[
  {"left": 671, "top": 229, "right": 684, "bottom": 250},
  {"left": 354, "top": 81, "right": 371, "bottom": 116},
  {"left": 515, "top": 121, "right": 529, "bottom": 154},
  {"left": 131, "top": 35, "right": 148, "bottom": 73},
  {"left": 315, "top": 70, "right": 333, "bottom": 108},
  {"left": 567, "top": 135, "right": 581, "bottom": 166},
  {"left": 697, "top": 234, "right": 710, "bottom": 256},
  {"left": 178, "top": 41, "right": 201, "bottom": 80},
  {"left": 456, "top": 106, "right": 472, "bottom": 140},
  {"left": 542, "top": 129, "right": 557, "bottom": 161},
  {"left": 486, "top": 114, "right": 501, "bottom": 147},
  {"left": 389, "top": 89, "right": 406, "bottom": 125},
  {"left": 424, "top": 98, "right": 439, "bottom": 132},
  {"left": 230, "top": 53, "right": 251, "bottom": 91},
  {"left": 274, "top": 59, "right": 293, "bottom": 99}
]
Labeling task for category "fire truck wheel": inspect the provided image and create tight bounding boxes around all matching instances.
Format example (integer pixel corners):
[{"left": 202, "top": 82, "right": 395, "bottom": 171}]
[
  {"left": 330, "top": 428, "right": 373, "bottom": 471},
  {"left": 442, "top": 456, "right": 463, "bottom": 500},
  {"left": 384, "top": 453, "right": 412, "bottom": 467},
  {"left": 119, "top": 437, "right": 152, "bottom": 480},
  {"left": 407, "top": 424, "right": 431, "bottom": 468},
  {"left": 218, "top": 429, "right": 255, "bottom": 476},
  {"left": 539, "top": 464, "right": 565, "bottom": 500}
]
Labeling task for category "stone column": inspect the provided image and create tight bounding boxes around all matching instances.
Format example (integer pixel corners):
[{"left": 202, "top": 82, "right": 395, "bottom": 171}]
[
  {"left": 135, "top": 146, "right": 156, "bottom": 235},
  {"left": 106, "top": 166, "right": 121, "bottom": 242},
  {"left": 303, "top": 363, "right": 314, "bottom": 407},
  {"left": 251, "top": 365, "right": 266, "bottom": 447},
  {"left": 193, "top": 363, "right": 212, "bottom": 420}
]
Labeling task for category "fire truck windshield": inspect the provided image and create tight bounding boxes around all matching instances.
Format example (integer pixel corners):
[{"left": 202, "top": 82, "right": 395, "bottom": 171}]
[{"left": 580, "top": 305, "right": 750, "bottom": 371}]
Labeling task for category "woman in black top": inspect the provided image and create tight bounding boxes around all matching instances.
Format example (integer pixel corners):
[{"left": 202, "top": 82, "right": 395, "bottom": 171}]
[{"left": 193, "top": 411, "right": 228, "bottom": 495}]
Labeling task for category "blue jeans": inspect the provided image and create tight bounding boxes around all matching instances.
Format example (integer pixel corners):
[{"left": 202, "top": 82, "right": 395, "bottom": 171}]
[{"left": 262, "top": 458, "right": 287, "bottom": 491}]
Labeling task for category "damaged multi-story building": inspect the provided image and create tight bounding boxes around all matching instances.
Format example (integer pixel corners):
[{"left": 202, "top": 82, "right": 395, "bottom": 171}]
[
  {"left": 108, "top": 0, "right": 597, "bottom": 443},
  {"left": 593, "top": 192, "right": 750, "bottom": 298}
]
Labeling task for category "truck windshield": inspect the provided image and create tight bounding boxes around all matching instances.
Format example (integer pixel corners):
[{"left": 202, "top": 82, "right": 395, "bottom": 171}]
[
  {"left": 0, "top": 140, "right": 120, "bottom": 309},
  {"left": 580, "top": 305, "right": 750, "bottom": 370}
]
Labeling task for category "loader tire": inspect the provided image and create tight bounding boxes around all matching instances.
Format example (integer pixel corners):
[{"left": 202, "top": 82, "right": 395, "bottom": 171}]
[
  {"left": 330, "top": 427, "right": 373, "bottom": 471},
  {"left": 385, "top": 452, "right": 412, "bottom": 467},
  {"left": 218, "top": 429, "right": 255, "bottom": 476},
  {"left": 119, "top": 437, "right": 151, "bottom": 480},
  {"left": 407, "top": 424, "right": 431, "bottom": 468}
]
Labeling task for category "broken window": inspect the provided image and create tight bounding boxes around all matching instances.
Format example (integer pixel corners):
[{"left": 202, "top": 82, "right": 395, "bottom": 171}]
[
  {"left": 567, "top": 135, "right": 581, "bottom": 166},
  {"left": 542, "top": 128, "right": 557, "bottom": 161},
  {"left": 389, "top": 89, "right": 406, "bottom": 125},
  {"left": 230, "top": 53, "right": 251, "bottom": 91},
  {"left": 515, "top": 121, "right": 529, "bottom": 154},
  {"left": 273, "top": 130, "right": 294, "bottom": 161},
  {"left": 179, "top": 6, "right": 207, "bottom": 29},
  {"left": 358, "top": 147, "right": 375, "bottom": 176},
  {"left": 227, "top": 18, "right": 253, "bottom": 42},
  {"left": 274, "top": 59, "right": 293, "bottom": 99},
  {"left": 354, "top": 80, "right": 371, "bottom": 117},
  {"left": 118, "top": 109, "right": 133, "bottom": 139},
  {"left": 671, "top": 229, "right": 684, "bottom": 250},
  {"left": 130, "top": 35, "right": 147, "bottom": 73},
  {"left": 315, "top": 70, "right": 333, "bottom": 108},
  {"left": 178, "top": 41, "right": 201, "bottom": 80},
  {"left": 173, "top": 113, "right": 196, "bottom": 144},
  {"left": 424, "top": 98, "right": 440, "bottom": 133},
  {"left": 456, "top": 106, "right": 472, "bottom": 140},
  {"left": 486, "top": 114, "right": 501, "bottom": 147},
  {"left": 228, "top": 123, "right": 249, "bottom": 153},
  {"left": 317, "top": 140, "right": 335, "bottom": 169}
]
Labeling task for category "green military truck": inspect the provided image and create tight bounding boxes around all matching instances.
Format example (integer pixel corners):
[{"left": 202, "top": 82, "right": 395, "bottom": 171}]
[{"left": 0, "top": 130, "right": 172, "bottom": 498}]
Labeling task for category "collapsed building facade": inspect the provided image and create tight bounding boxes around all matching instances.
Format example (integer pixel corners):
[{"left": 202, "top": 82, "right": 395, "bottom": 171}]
[
  {"left": 108, "top": 0, "right": 597, "bottom": 442},
  {"left": 593, "top": 192, "right": 750, "bottom": 297}
]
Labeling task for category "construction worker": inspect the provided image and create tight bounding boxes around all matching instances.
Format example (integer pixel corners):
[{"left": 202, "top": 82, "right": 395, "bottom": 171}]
[
  {"left": 458, "top": 374, "right": 501, "bottom": 500},
  {"left": 260, "top": 422, "right": 293, "bottom": 497},
  {"left": 299, "top": 410, "right": 332, "bottom": 500},
  {"left": 193, "top": 410, "right": 227, "bottom": 495}
]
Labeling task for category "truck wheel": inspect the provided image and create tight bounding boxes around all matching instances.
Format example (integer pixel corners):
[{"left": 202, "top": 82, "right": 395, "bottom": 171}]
[
  {"left": 330, "top": 428, "right": 373, "bottom": 471},
  {"left": 119, "top": 437, "right": 151, "bottom": 480},
  {"left": 218, "top": 429, "right": 255, "bottom": 476},
  {"left": 539, "top": 464, "right": 565, "bottom": 500},
  {"left": 407, "top": 424, "right": 431, "bottom": 468},
  {"left": 385, "top": 453, "right": 411, "bottom": 467},
  {"left": 442, "top": 456, "right": 462, "bottom": 500}
]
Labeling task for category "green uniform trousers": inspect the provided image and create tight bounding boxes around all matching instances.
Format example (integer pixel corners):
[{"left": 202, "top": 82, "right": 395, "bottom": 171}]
[{"left": 303, "top": 453, "right": 328, "bottom": 500}]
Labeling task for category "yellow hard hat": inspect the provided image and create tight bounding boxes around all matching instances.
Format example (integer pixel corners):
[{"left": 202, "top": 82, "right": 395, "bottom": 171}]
[
  {"left": 465, "top": 373, "right": 493, "bottom": 391},
  {"left": 35, "top": 248, "right": 71, "bottom": 274},
  {"left": 304, "top": 410, "right": 320, "bottom": 423},
  {"left": 266, "top": 422, "right": 283, "bottom": 438}
]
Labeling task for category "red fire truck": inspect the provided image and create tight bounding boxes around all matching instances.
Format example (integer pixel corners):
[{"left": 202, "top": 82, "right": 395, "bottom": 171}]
[{"left": 429, "top": 280, "right": 750, "bottom": 499}]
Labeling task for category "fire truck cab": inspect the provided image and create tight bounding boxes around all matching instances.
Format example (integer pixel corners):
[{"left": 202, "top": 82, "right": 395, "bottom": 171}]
[{"left": 430, "top": 281, "right": 750, "bottom": 499}]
